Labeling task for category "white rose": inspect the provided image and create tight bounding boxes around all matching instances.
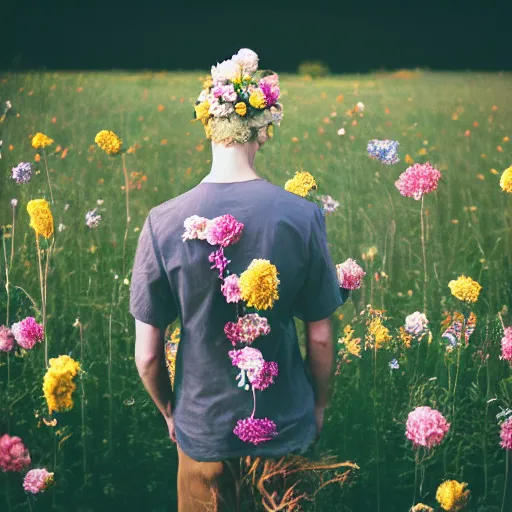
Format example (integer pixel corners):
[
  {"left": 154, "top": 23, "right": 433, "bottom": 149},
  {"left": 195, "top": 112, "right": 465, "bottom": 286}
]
[{"left": 233, "top": 48, "right": 259, "bottom": 74}]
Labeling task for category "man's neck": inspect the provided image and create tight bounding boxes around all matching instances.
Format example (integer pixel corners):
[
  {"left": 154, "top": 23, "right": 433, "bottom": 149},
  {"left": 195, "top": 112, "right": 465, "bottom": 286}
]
[{"left": 204, "top": 142, "right": 259, "bottom": 183}]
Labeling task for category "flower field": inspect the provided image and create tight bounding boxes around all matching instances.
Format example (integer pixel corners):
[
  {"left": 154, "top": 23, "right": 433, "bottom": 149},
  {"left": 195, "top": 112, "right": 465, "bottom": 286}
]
[{"left": 1, "top": 70, "right": 512, "bottom": 511}]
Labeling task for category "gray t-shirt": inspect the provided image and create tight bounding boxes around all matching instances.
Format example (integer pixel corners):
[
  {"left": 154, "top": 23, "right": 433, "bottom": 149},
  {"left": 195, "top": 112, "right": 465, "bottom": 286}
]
[{"left": 129, "top": 178, "right": 346, "bottom": 461}]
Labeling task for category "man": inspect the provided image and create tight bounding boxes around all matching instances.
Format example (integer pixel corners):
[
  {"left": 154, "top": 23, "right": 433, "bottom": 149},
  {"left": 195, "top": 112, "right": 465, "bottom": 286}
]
[{"left": 130, "top": 48, "right": 348, "bottom": 511}]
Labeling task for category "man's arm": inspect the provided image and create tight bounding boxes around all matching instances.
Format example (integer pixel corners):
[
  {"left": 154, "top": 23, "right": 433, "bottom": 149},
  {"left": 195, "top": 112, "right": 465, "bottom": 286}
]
[{"left": 134, "top": 319, "right": 175, "bottom": 440}]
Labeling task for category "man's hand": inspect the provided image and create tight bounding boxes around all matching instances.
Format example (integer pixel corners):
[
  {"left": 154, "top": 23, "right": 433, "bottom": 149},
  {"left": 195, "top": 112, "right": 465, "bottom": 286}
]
[
  {"left": 166, "top": 416, "right": 177, "bottom": 443},
  {"left": 314, "top": 405, "right": 326, "bottom": 437}
]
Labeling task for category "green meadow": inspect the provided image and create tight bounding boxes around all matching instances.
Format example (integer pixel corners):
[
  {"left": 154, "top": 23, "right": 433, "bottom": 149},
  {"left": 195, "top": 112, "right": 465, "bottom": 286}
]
[{"left": 0, "top": 70, "right": 511, "bottom": 511}]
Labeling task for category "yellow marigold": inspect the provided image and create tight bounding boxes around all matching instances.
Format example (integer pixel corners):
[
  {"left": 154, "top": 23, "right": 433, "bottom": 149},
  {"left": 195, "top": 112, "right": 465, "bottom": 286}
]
[
  {"left": 95, "top": 130, "right": 122, "bottom": 155},
  {"left": 27, "top": 199, "right": 54, "bottom": 238},
  {"left": 195, "top": 101, "right": 211, "bottom": 122},
  {"left": 411, "top": 504, "right": 434, "bottom": 512},
  {"left": 436, "top": 480, "right": 470, "bottom": 511},
  {"left": 448, "top": 275, "right": 482, "bottom": 303},
  {"left": 284, "top": 171, "right": 317, "bottom": 197},
  {"left": 500, "top": 165, "right": 512, "bottom": 193},
  {"left": 239, "top": 259, "right": 280, "bottom": 310},
  {"left": 32, "top": 132, "right": 54, "bottom": 149},
  {"left": 368, "top": 316, "right": 392, "bottom": 349},
  {"left": 165, "top": 342, "right": 178, "bottom": 388},
  {"left": 235, "top": 102, "right": 247, "bottom": 117},
  {"left": 267, "top": 124, "right": 274, "bottom": 138},
  {"left": 42, "top": 355, "right": 81, "bottom": 415},
  {"left": 249, "top": 89, "right": 266, "bottom": 109},
  {"left": 170, "top": 326, "right": 180, "bottom": 344}
]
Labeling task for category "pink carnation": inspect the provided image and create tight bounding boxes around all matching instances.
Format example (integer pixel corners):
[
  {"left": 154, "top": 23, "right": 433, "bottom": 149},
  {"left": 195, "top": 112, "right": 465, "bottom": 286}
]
[
  {"left": 10, "top": 317, "right": 43, "bottom": 350},
  {"left": 406, "top": 406, "right": 450, "bottom": 449},
  {"left": 229, "top": 346, "right": 264, "bottom": 373},
  {"left": 395, "top": 162, "right": 442, "bottom": 200},
  {"left": 206, "top": 214, "right": 244, "bottom": 247},
  {"left": 249, "top": 361, "right": 278, "bottom": 391},
  {"left": 209, "top": 247, "right": 230, "bottom": 279},
  {"left": 23, "top": 468, "right": 54, "bottom": 494},
  {"left": 182, "top": 215, "right": 209, "bottom": 241},
  {"left": 221, "top": 274, "right": 241, "bottom": 303},
  {"left": 224, "top": 314, "right": 271, "bottom": 346},
  {"left": 501, "top": 327, "right": 512, "bottom": 362},
  {"left": 212, "top": 84, "right": 237, "bottom": 103},
  {"left": 0, "top": 434, "right": 31, "bottom": 472},
  {"left": 336, "top": 258, "right": 366, "bottom": 290},
  {"left": 500, "top": 416, "right": 512, "bottom": 450},
  {"left": 233, "top": 417, "right": 277, "bottom": 445},
  {"left": 0, "top": 325, "right": 15, "bottom": 352}
]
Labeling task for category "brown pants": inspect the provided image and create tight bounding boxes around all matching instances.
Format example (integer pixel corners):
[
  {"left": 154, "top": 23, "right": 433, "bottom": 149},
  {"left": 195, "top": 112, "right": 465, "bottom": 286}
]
[{"left": 177, "top": 446, "right": 241, "bottom": 512}]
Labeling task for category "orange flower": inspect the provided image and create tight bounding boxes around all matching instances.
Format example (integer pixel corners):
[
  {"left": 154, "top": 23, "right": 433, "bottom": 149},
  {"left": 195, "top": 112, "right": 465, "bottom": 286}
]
[
  {"left": 405, "top": 154, "right": 414, "bottom": 165},
  {"left": 291, "top": 137, "right": 299, "bottom": 143},
  {"left": 503, "top": 136, "right": 510, "bottom": 142},
  {"left": 476, "top": 174, "right": 485, "bottom": 180},
  {"left": 384, "top": 108, "right": 390, "bottom": 114},
  {"left": 336, "top": 94, "right": 344, "bottom": 103},
  {"left": 161, "top": 139, "right": 168, "bottom": 145},
  {"left": 157, "top": 104, "right": 165, "bottom": 112},
  {"left": 77, "top": 87, "right": 83, "bottom": 93},
  {"left": 35, "top": 154, "right": 41, "bottom": 162},
  {"left": 464, "top": 130, "right": 471, "bottom": 137},
  {"left": 51, "top": 117, "right": 57, "bottom": 124},
  {"left": 491, "top": 105, "right": 498, "bottom": 111},
  {"left": 9, "top": 144, "right": 13, "bottom": 150},
  {"left": 473, "top": 121, "right": 479, "bottom": 127},
  {"left": 497, "top": 145, "right": 503, "bottom": 152}
]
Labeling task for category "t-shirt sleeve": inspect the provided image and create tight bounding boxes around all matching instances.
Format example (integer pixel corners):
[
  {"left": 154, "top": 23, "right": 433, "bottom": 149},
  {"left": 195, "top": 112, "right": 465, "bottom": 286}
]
[
  {"left": 293, "top": 206, "right": 348, "bottom": 322},
  {"left": 129, "top": 213, "right": 178, "bottom": 329}
]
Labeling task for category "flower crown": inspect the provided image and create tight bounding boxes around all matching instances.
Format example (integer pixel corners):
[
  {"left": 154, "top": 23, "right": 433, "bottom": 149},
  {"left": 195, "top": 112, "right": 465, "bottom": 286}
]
[{"left": 194, "top": 48, "right": 283, "bottom": 146}]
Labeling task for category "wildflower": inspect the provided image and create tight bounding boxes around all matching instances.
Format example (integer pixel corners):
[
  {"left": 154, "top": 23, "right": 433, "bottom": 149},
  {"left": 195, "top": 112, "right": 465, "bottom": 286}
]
[
  {"left": 42, "top": 354, "right": 81, "bottom": 414},
  {"left": 0, "top": 434, "right": 31, "bottom": 472},
  {"left": 389, "top": 358, "right": 400, "bottom": 370},
  {"left": 209, "top": 247, "right": 230, "bottom": 278},
  {"left": 500, "top": 166, "right": 512, "bottom": 193},
  {"left": 85, "top": 208, "right": 102, "bottom": 229},
  {"left": 235, "top": 102, "right": 247, "bottom": 116},
  {"left": 336, "top": 258, "right": 366, "bottom": 290},
  {"left": 448, "top": 275, "right": 482, "bottom": 303},
  {"left": 221, "top": 274, "right": 241, "bottom": 303},
  {"left": 319, "top": 195, "right": 340, "bottom": 215},
  {"left": 411, "top": 504, "right": 434, "bottom": 512},
  {"left": 11, "top": 317, "right": 44, "bottom": 350},
  {"left": 11, "top": 162, "right": 33, "bottom": 183},
  {"left": 399, "top": 326, "right": 413, "bottom": 348},
  {"left": 94, "top": 130, "right": 122, "bottom": 155},
  {"left": 239, "top": 259, "right": 280, "bottom": 310},
  {"left": 406, "top": 406, "right": 450, "bottom": 448},
  {"left": 58, "top": 223, "right": 65, "bottom": 232},
  {"left": 32, "top": 132, "right": 54, "bottom": 149},
  {"left": 435, "top": 480, "right": 470, "bottom": 511},
  {"left": 205, "top": 214, "right": 244, "bottom": 247},
  {"left": 405, "top": 312, "right": 429, "bottom": 336},
  {"left": 23, "top": 468, "right": 54, "bottom": 494},
  {"left": 500, "top": 416, "right": 512, "bottom": 449},
  {"left": 284, "top": 171, "right": 317, "bottom": 197},
  {"left": 395, "top": 162, "right": 442, "bottom": 200},
  {"left": 339, "top": 325, "right": 362, "bottom": 358},
  {"left": 367, "top": 139, "right": 400, "bottom": 165},
  {"left": 501, "top": 326, "right": 512, "bottom": 362},
  {"left": 337, "top": 128, "right": 346, "bottom": 136},
  {"left": 224, "top": 314, "right": 271, "bottom": 345},
  {"left": 249, "top": 88, "right": 266, "bottom": 109},
  {"left": 233, "top": 417, "right": 277, "bottom": 445},
  {"left": 27, "top": 199, "right": 54, "bottom": 238},
  {"left": 0, "top": 326, "right": 15, "bottom": 352},
  {"left": 368, "top": 316, "right": 392, "bottom": 349},
  {"left": 11, "top": 198, "right": 18, "bottom": 207},
  {"left": 355, "top": 102, "right": 365, "bottom": 112},
  {"left": 182, "top": 215, "right": 209, "bottom": 241}
]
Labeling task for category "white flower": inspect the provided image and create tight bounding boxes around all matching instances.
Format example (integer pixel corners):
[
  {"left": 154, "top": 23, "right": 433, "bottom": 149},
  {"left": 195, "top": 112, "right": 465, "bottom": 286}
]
[
  {"left": 405, "top": 311, "right": 429, "bottom": 336},
  {"left": 232, "top": 48, "right": 259, "bottom": 74},
  {"left": 97, "top": 199, "right": 104, "bottom": 206},
  {"left": 197, "top": 89, "right": 209, "bottom": 103},
  {"left": 337, "top": 128, "right": 346, "bottom": 136},
  {"left": 85, "top": 208, "right": 102, "bottom": 229},
  {"left": 64, "top": 203, "right": 70, "bottom": 211},
  {"left": 123, "top": 278, "right": 129, "bottom": 285},
  {"left": 11, "top": 198, "right": 18, "bottom": 207},
  {"left": 58, "top": 223, "right": 66, "bottom": 232},
  {"left": 211, "top": 59, "right": 239, "bottom": 84},
  {"left": 6, "top": 101, "right": 12, "bottom": 110},
  {"left": 356, "top": 101, "right": 365, "bottom": 112}
]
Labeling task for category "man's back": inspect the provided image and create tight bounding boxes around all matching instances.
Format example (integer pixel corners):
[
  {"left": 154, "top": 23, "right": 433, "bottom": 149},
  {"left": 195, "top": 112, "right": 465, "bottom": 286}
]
[{"left": 130, "top": 178, "right": 343, "bottom": 461}]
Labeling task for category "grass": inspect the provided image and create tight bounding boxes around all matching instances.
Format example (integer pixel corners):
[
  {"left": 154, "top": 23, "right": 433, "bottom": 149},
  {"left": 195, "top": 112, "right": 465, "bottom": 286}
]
[{"left": 0, "top": 69, "right": 512, "bottom": 511}]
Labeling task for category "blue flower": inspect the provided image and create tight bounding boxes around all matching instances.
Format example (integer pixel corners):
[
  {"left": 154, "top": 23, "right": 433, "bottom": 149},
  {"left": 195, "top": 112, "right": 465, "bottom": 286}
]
[
  {"left": 367, "top": 139, "right": 400, "bottom": 165},
  {"left": 389, "top": 358, "right": 400, "bottom": 370},
  {"left": 11, "top": 162, "right": 33, "bottom": 184}
]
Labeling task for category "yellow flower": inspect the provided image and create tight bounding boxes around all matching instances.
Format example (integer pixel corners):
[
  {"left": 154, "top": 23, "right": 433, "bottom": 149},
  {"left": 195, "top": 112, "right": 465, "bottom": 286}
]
[
  {"left": 95, "top": 130, "right": 122, "bottom": 155},
  {"left": 202, "top": 76, "right": 213, "bottom": 89},
  {"left": 436, "top": 480, "right": 470, "bottom": 511},
  {"left": 239, "top": 259, "right": 280, "bottom": 310},
  {"left": 418, "top": 148, "right": 428, "bottom": 156},
  {"left": 195, "top": 101, "right": 211, "bottom": 121},
  {"left": 27, "top": 199, "right": 54, "bottom": 238},
  {"left": 32, "top": 132, "right": 54, "bottom": 149},
  {"left": 165, "top": 342, "right": 178, "bottom": 387},
  {"left": 500, "top": 165, "right": 512, "bottom": 193},
  {"left": 170, "top": 326, "right": 180, "bottom": 344},
  {"left": 399, "top": 326, "right": 413, "bottom": 349},
  {"left": 339, "top": 325, "right": 362, "bottom": 358},
  {"left": 249, "top": 89, "right": 266, "bottom": 109},
  {"left": 411, "top": 504, "right": 434, "bottom": 512},
  {"left": 267, "top": 124, "right": 274, "bottom": 138},
  {"left": 235, "top": 102, "right": 247, "bottom": 117},
  {"left": 448, "top": 275, "right": 482, "bottom": 303},
  {"left": 42, "top": 355, "right": 81, "bottom": 415},
  {"left": 284, "top": 171, "right": 317, "bottom": 197},
  {"left": 405, "top": 154, "right": 414, "bottom": 165},
  {"left": 368, "top": 316, "right": 392, "bottom": 349}
]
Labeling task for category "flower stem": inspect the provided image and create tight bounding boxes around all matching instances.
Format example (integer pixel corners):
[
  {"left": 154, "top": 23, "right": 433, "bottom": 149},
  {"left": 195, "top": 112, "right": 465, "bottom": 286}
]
[
  {"left": 501, "top": 450, "right": 509, "bottom": 512},
  {"left": 412, "top": 449, "right": 419, "bottom": 506},
  {"left": 121, "top": 152, "right": 131, "bottom": 277},
  {"left": 251, "top": 386, "right": 256, "bottom": 418},
  {"left": 35, "top": 235, "right": 48, "bottom": 367},
  {"left": 9, "top": 203, "right": 15, "bottom": 271},
  {"left": 79, "top": 321, "right": 87, "bottom": 485},
  {"left": 43, "top": 148, "right": 55, "bottom": 205},
  {"left": 420, "top": 196, "right": 428, "bottom": 315}
]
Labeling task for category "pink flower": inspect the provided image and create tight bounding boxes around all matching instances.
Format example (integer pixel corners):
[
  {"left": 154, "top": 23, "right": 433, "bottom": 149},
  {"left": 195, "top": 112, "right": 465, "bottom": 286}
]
[
  {"left": 0, "top": 434, "right": 31, "bottom": 472},
  {"left": 406, "top": 406, "right": 450, "bottom": 449},
  {"left": 23, "top": 468, "right": 54, "bottom": 494},
  {"left": 395, "top": 162, "right": 442, "bottom": 200},
  {"left": 10, "top": 317, "right": 43, "bottom": 350},
  {"left": 221, "top": 274, "right": 241, "bottom": 303},
  {"left": 212, "top": 84, "right": 237, "bottom": 103},
  {"left": 182, "top": 215, "right": 209, "bottom": 241},
  {"left": 233, "top": 417, "right": 277, "bottom": 445},
  {"left": 206, "top": 214, "right": 244, "bottom": 247},
  {"left": 224, "top": 314, "right": 271, "bottom": 346},
  {"left": 501, "top": 327, "right": 512, "bottom": 362},
  {"left": 209, "top": 247, "right": 230, "bottom": 279},
  {"left": 336, "top": 258, "right": 366, "bottom": 290},
  {"left": 259, "top": 79, "right": 280, "bottom": 106},
  {"left": 249, "top": 361, "right": 278, "bottom": 391},
  {"left": 259, "top": 73, "right": 279, "bottom": 88},
  {"left": 0, "top": 326, "right": 15, "bottom": 352},
  {"left": 229, "top": 346, "right": 264, "bottom": 373},
  {"left": 500, "top": 416, "right": 512, "bottom": 450}
]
